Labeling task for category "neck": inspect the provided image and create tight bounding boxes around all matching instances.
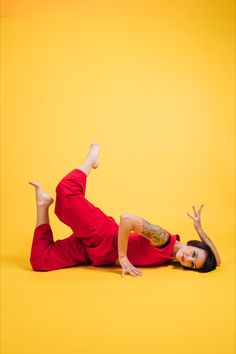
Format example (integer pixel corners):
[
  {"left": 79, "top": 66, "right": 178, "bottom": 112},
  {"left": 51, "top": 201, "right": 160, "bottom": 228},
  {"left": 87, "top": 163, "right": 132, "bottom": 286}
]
[{"left": 171, "top": 240, "right": 186, "bottom": 259}]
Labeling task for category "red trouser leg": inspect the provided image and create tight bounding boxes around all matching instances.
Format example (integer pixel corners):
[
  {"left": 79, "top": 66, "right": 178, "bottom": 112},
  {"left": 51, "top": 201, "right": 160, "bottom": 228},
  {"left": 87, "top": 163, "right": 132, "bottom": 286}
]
[
  {"left": 30, "top": 224, "right": 90, "bottom": 271},
  {"left": 54, "top": 169, "right": 119, "bottom": 266}
]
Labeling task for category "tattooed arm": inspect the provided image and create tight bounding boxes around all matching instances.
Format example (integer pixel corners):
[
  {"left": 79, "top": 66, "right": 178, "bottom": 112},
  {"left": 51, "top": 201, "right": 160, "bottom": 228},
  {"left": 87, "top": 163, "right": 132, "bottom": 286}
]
[
  {"left": 117, "top": 213, "right": 169, "bottom": 277},
  {"left": 139, "top": 218, "right": 170, "bottom": 246},
  {"left": 118, "top": 213, "right": 169, "bottom": 258}
]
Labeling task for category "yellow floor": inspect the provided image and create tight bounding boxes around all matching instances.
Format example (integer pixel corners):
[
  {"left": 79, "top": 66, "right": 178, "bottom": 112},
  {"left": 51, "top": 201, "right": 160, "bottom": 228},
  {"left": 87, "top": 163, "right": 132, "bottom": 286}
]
[{"left": 1, "top": 248, "right": 235, "bottom": 354}]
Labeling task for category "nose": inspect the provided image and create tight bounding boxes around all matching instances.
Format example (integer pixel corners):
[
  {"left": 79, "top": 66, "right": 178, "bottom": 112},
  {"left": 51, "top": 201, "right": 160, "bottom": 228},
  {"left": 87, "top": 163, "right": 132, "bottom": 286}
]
[
  {"left": 185, "top": 254, "right": 194, "bottom": 266},
  {"left": 182, "top": 253, "right": 193, "bottom": 265},
  {"left": 184, "top": 254, "right": 192, "bottom": 264}
]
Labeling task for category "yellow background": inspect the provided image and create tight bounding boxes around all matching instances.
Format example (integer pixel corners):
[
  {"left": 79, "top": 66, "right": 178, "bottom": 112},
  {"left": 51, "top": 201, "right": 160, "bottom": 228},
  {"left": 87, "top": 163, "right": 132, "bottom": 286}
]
[{"left": 1, "top": 1, "right": 235, "bottom": 354}]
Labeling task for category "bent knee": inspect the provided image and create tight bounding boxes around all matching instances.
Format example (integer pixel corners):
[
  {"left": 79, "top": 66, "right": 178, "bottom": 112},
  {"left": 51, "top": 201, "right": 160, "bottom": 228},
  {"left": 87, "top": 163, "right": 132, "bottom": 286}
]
[
  {"left": 30, "top": 255, "right": 46, "bottom": 271},
  {"left": 30, "top": 255, "right": 66, "bottom": 272},
  {"left": 55, "top": 181, "right": 67, "bottom": 195}
]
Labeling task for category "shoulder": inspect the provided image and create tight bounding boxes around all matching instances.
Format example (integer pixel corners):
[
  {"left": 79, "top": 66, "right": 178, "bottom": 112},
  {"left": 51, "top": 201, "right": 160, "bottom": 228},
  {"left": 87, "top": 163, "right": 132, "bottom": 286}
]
[
  {"left": 152, "top": 234, "right": 180, "bottom": 248},
  {"left": 152, "top": 234, "right": 171, "bottom": 248}
]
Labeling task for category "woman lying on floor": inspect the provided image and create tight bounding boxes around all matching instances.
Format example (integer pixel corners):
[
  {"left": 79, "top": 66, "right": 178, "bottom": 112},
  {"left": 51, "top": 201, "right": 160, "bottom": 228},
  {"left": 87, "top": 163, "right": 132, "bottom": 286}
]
[{"left": 29, "top": 142, "right": 221, "bottom": 277}]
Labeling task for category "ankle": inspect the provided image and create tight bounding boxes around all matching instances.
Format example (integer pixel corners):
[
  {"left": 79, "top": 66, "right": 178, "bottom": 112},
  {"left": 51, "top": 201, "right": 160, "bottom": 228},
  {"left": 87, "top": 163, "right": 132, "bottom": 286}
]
[
  {"left": 37, "top": 202, "right": 50, "bottom": 208},
  {"left": 76, "top": 163, "right": 91, "bottom": 176}
]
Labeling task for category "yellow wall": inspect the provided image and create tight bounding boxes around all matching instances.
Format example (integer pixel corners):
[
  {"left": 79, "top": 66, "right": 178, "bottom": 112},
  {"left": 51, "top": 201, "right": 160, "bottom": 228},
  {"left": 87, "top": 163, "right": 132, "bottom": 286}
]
[
  {"left": 1, "top": 1, "right": 235, "bottom": 354},
  {"left": 1, "top": 0, "right": 235, "bottom": 258}
]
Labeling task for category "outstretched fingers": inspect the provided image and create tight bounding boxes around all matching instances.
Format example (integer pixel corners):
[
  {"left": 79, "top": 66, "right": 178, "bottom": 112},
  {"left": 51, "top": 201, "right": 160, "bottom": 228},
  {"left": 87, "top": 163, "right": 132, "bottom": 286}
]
[
  {"left": 198, "top": 204, "right": 204, "bottom": 213},
  {"left": 186, "top": 212, "right": 194, "bottom": 220},
  {"left": 130, "top": 266, "right": 143, "bottom": 276},
  {"left": 122, "top": 266, "right": 143, "bottom": 277},
  {"left": 192, "top": 206, "right": 197, "bottom": 216},
  {"left": 119, "top": 256, "right": 143, "bottom": 278},
  {"left": 187, "top": 204, "right": 204, "bottom": 219}
]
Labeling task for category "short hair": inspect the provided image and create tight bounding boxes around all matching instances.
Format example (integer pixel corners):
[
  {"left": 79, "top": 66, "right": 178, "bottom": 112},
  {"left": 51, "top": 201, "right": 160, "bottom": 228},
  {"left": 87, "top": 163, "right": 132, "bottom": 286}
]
[{"left": 182, "top": 240, "right": 217, "bottom": 273}]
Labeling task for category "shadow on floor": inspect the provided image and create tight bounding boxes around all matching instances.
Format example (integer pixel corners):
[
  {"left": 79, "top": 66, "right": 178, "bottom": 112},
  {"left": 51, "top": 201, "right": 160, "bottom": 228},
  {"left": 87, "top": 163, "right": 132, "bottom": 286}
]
[
  {"left": 1, "top": 255, "right": 184, "bottom": 276},
  {"left": 0, "top": 254, "right": 122, "bottom": 275}
]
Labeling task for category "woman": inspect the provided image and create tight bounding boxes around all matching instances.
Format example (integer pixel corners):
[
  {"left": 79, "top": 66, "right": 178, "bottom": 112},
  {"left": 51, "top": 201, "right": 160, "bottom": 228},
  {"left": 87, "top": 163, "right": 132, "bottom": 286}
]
[{"left": 29, "top": 143, "right": 221, "bottom": 277}]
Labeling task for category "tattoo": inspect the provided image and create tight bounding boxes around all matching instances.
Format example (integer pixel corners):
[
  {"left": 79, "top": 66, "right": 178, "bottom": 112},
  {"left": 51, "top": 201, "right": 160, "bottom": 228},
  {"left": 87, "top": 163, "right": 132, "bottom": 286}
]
[{"left": 141, "top": 219, "right": 169, "bottom": 246}]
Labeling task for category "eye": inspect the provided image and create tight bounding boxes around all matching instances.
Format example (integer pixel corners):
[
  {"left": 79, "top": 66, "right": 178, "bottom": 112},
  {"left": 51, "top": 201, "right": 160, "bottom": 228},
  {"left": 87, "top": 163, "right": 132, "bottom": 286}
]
[{"left": 193, "top": 251, "right": 196, "bottom": 258}]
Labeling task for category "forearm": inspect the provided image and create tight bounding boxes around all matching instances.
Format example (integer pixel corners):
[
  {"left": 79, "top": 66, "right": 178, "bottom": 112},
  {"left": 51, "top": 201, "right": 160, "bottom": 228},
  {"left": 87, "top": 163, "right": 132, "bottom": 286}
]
[
  {"left": 195, "top": 226, "right": 221, "bottom": 265},
  {"left": 118, "top": 215, "right": 133, "bottom": 258}
]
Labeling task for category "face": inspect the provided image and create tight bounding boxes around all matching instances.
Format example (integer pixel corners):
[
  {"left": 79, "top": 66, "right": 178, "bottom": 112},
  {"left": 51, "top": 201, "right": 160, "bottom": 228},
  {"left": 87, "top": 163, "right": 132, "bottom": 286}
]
[{"left": 175, "top": 245, "right": 207, "bottom": 270}]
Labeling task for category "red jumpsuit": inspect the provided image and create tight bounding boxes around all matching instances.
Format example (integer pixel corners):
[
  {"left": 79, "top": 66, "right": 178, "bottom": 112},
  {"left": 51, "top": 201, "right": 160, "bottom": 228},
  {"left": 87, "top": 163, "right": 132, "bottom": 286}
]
[{"left": 30, "top": 169, "right": 180, "bottom": 271}]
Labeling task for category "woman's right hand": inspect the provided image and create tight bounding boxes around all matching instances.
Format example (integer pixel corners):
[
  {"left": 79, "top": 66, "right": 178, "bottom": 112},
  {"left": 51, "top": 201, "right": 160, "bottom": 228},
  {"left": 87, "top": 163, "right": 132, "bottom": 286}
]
[
  {"left": 119, "top": 256, "right": 143, "bottom": 277},
  {"left": 187, "top": 204, "right": 204, "bottom": 230}
]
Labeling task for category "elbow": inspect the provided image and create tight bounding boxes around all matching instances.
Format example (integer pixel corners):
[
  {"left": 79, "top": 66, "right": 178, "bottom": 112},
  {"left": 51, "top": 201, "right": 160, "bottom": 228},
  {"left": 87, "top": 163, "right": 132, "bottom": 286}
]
[
  {"left": 119, "top": 214, "right": 134, "bottom": 228},
  {"left": 120, "top": 213, "right": 132, "bottom": 220}
]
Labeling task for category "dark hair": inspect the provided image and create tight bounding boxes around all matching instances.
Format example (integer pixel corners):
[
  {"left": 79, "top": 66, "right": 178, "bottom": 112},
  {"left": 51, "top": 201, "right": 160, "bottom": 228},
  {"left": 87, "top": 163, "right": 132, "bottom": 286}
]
[{"left": 182, "top": 240, "right": 217, "bottom": 273}]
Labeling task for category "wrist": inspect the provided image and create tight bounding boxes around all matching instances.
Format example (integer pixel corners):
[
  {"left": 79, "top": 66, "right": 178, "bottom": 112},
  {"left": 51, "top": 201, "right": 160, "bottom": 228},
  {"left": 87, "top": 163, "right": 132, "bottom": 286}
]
[
  {"left": 119, "top": 254, "right": 126, "bottom": 260},
  {"left": 195, "top": 224, "right": 202, "bottom": 230}
]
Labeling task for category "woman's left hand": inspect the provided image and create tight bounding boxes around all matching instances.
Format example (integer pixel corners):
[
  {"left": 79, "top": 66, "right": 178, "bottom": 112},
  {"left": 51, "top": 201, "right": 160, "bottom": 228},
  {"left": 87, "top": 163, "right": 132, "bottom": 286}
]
[{"left": 186, "top": 204, "right": 204, "bottom": 229}]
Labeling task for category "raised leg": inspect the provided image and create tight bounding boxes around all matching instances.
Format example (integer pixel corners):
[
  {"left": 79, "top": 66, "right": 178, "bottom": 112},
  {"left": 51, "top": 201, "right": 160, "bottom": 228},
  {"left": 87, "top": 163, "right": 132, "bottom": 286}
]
[
  {"left": 29, "top": 142, "right": 119, "bottom": 267},
  {"left": 53, "top": 143, "right": 119, "bottom": 266},
  {"left": 54, "top": 168, "right": 117, "bottom": 242},
  {"left": 54, "top": 141, "right": 109, "bottom": 239}
]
